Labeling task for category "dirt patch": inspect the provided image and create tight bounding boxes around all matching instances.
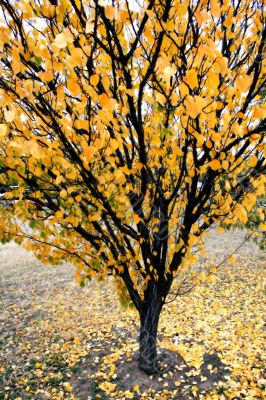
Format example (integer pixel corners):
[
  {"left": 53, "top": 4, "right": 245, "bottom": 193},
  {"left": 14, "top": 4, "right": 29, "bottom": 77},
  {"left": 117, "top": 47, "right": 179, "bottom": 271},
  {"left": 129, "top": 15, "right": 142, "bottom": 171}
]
[
  {"left": 116, "top": 349, "right": 227, "bottom": 395},
  {"left": 69, "top": 346, "right": 112, "bottom": 399},
  {"left": 69, "top": 348, "right": 228, "bottom": 399}
]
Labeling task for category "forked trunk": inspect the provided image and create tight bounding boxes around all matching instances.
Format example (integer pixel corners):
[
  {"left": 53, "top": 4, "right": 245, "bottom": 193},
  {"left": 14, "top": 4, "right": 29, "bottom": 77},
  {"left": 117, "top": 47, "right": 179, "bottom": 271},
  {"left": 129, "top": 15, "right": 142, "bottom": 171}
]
[{"left": 138, "top": 288, "right": 163, "bottom": 374}]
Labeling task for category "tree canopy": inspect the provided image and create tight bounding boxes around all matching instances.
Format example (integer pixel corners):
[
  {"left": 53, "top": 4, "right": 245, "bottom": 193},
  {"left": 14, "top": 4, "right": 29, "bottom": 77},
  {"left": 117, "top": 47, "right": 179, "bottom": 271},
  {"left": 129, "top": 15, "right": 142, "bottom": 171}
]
[{"left": 0, "top": 0, "right": 265, "bottom": 373}]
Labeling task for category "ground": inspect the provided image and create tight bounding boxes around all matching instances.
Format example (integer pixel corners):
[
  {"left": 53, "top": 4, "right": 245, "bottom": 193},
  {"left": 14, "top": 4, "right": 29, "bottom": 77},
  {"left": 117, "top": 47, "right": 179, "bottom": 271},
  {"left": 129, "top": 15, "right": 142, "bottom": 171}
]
[{"left": 0, "top": 230, "right": 265, "bottom": 400}]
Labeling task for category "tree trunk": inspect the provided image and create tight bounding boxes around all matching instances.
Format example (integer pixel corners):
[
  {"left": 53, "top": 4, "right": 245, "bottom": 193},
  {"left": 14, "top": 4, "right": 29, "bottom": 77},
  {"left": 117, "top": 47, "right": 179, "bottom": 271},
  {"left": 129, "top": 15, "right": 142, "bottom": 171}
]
[{"left": 138, "top": 287, "right": 163, "bottom": 374}]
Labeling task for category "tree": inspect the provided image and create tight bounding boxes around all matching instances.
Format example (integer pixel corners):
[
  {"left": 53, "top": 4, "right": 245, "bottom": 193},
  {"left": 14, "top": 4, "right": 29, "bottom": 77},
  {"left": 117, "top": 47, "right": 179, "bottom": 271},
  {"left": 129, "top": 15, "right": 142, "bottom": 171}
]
[{"left": 0, "top": 0, "right": 265, "bottom": 374}]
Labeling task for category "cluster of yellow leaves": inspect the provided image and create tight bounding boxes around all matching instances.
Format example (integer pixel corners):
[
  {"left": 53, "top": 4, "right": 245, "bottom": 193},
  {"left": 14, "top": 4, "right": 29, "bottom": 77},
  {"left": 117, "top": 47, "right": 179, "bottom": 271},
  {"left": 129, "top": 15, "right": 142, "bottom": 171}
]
[{"left": 0, "top": 0, "right": 265, "bottom": 284}]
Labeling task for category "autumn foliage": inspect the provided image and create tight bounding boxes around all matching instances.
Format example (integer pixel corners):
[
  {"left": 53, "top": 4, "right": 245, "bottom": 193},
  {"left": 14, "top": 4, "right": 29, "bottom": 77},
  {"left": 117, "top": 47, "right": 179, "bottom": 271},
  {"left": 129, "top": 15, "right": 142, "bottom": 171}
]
[{"left": 0, "top": 0, "right": 265, "bottom": 374}]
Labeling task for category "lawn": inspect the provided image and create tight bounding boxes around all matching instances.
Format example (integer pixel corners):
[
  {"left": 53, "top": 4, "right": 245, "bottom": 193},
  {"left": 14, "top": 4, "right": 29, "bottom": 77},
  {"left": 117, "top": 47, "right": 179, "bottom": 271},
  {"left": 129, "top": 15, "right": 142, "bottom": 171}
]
[{"left": 0, "top": 230, "right": 265, "bottom": 400}]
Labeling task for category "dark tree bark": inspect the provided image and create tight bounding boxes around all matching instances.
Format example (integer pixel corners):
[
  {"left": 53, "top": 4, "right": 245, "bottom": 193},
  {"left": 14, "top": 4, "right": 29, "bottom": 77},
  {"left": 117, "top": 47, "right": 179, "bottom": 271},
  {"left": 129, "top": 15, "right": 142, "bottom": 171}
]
[
  {"left": 138, "top": 283, "right": 169, "bottom": 374},
  {"left": 139, "top": 307, "right": 161, "bottom": 374}
]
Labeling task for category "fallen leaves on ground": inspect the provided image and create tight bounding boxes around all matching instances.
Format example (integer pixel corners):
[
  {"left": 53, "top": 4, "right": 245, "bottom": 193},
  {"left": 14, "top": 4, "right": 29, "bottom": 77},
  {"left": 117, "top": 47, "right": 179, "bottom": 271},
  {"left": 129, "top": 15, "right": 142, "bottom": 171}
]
[{"left": 0, "top": 231, "right": 265, "bottom": 399}]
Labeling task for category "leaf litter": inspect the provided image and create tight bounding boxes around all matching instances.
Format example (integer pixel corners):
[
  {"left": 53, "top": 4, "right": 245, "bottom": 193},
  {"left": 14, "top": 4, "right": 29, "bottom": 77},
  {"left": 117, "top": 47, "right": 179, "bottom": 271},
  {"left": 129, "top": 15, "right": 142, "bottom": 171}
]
[{"left": 0, "top": 230, "right": 265, "bottom": 399}]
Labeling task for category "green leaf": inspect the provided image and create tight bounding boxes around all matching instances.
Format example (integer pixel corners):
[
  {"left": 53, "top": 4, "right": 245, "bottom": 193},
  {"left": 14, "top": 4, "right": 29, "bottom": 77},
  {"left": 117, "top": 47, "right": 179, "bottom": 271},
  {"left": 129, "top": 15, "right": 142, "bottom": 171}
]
[
  {"left": 35, "top": 56, "right": 42, "bottom": 66},
  {"left": 29, "top": 220, "right": 37, "bottom": 229},
  {"left": 162, "top": 128, "right": 172, "bottom": 136}
]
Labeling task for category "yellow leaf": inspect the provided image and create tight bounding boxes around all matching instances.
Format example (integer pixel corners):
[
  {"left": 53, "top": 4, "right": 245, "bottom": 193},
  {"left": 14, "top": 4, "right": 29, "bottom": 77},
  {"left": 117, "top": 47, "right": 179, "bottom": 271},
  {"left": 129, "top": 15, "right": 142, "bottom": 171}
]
[
  {"left": 5, "top": 110, "right": 16, "bottom": 122},
  {"left": 64, "top": 382, "right": 72, "bottom": 392},
  {"left": 188, "top": 234, "right": 198, "bottom": 246},
  {"left": 84, "top": 146, "right": 96, "bottom": 162},
  {"left": 177, "top": 4, "right": 188, "bottom": 15},
  {"left": 209, "top": 159, "right": 220, "bottom": 171},
  {"left": 178, "top": 82, "right": 189, "bottom": 98},
  {"left": 184, "top": 95, "right": 206, "bottom": 119},
  {"left": 35, "top": 368, "right": 42, "bottom": 375},
  {"left": 133, "top": 214, "right": 140, "bottom": 224},
  {"left": 4, "top": 191, "right": 13, "bottom": 200},
  {"left": 109, "top": 138, "right": 119, "bottom": 151},
  {"left": 195, "top": 10, "right": 209, "bottom": 25},
  {"left": 120, "top": 9, "right": 129, "bottom": 22},
  {"left": 74, "top": 120, "right": 89, "bottom": 130},
  {"left": 67, "top": 48, "right": 85, "bottom": 67},
  {"left": 125, "top": 88, "right": 134, "bottom": 96},
  {"left": 90, "top": 74, "right": 99, "bottom": 86},
  {"left": 235, "top": 204, "right": 248, "bottom": 223},
  {"left": 235, "top": 76, "right": 252, "bottom": 93},
  {"left": 155, "top": 92, "right": 166, "bottom": 104},
  {"left": 60, "top": 189, "right": 67, "bottom": 199},
  {"left": 259, "top": 222, "right": 266, "bottom": 231},
  {"left": 198, "top": 272, "right": 206, "bottom": 282},
  {"left": 212, "top": 132, "right": 221, "bottom": 141},
  {"left": 252, "top": 107, "right": 262, "bottom": 118},
  {"left": 249, "top": 155, "right": 258, "bottom": 167},
  {"left": 109, "top": 363, "right": 116, "bottom": 377},
  {"left": 54, "top": 61, "right": 63, "bottom": 72},
  {"left": 124, "top": 391, "right": 134, "bottom": 399},
  {"left": 105, "top": 5, "right": 116, "bottom": 19},
  {"left": 215, "top": 57, "right": 228, "bottom": 74},
  {"left": 0, "top": 124, "right": 8, "bottom": 139},
  {"left": 68, "top": 79, "right": 81, "bottom": 96},
  {"left": 222, "top": 160, "right": 229, "bottom": 170},
  {"left": 207, "top": 274, "right": 214, "bottom": 283},
  {"left": 185, "top": 69, "right": 198, "bottom": 89},
  {"left": 173, "top": 147, "right": 183, "bottom": 156},
  {"left": 206, "top": 71, "right": 219, "bottom": 90},
  {"left": 99, "top": 381, "right": 117, "bottom": 393},
  {"left": 86, "top": 21, "right": 94, "bottom": 34},
  {"left": 53, "top": 32, "right": 68, "bottom": 49},
  {"left": 206, "top": 140, "right": 213, "bottom": 149},
  {"left": 74, "top": 271, "right": 83, "bottom": 284},
  {"left": 164, "top": 65, "right": 176, "bottom": 78},
  {"left": 242, "top": 193, "right": 257, "bottom": 211},
  {"left": 165, "top": 20, "right": 175, "bottom": 31},
  {"left": 133, "top": 385, "right": 139, "bottom": 392},
  {"left": 42, "top": 70, "right": 54, "bottom": 82},
  {"left": 98, "top": 93, "right": 116, "bottom": 112}
]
